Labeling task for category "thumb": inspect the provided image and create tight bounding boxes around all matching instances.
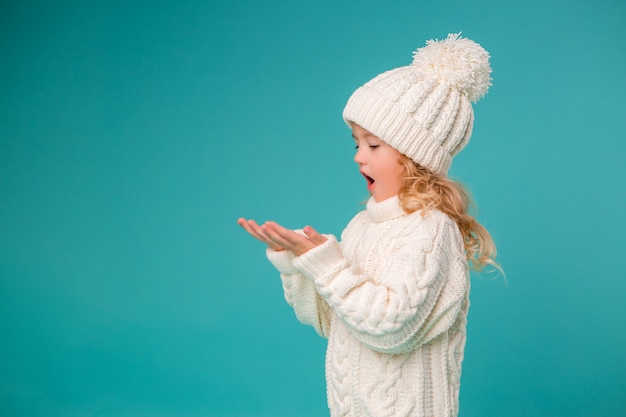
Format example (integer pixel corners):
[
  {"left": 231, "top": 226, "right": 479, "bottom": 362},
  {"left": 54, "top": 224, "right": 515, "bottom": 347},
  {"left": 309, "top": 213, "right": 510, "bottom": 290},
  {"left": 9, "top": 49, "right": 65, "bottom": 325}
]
[{"left": 303, "top": 226, "right": 327, "bottom": 245}]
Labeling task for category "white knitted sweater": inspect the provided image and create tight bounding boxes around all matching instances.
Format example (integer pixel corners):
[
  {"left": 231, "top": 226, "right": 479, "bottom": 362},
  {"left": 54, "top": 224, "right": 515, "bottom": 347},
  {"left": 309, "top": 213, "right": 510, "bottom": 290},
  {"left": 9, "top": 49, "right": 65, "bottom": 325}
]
[{"left": 267, "top": 196, "right": 470, "bottom": 417}]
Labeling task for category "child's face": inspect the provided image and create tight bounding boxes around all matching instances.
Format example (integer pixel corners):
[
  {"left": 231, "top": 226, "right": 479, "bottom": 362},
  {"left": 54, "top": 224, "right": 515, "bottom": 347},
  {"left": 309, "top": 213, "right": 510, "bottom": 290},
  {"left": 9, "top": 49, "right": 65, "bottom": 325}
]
[{"left": 352, "top": 124, "right": 404, "bottom": 202}]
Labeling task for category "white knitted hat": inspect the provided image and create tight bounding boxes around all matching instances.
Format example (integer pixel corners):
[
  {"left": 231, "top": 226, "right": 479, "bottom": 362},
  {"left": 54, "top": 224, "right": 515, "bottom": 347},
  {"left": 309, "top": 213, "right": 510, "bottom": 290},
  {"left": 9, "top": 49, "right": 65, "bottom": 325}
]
[{"left": 343, "top": 33, "right": 492, "bottom": 176}]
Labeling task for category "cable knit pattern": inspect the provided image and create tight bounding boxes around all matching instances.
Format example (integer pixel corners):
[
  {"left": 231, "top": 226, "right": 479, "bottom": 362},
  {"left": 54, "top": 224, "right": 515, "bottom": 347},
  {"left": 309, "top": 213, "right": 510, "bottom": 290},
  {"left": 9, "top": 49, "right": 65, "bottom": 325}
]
[
  {"left": 268, "top": 248, "right": 331, "bottom": 338},
  {"left": 342, "top": 34, "right": 491, "bottom": 177},
  {"left": 267, "top": 196, "right": 470, "bottom": 417}
]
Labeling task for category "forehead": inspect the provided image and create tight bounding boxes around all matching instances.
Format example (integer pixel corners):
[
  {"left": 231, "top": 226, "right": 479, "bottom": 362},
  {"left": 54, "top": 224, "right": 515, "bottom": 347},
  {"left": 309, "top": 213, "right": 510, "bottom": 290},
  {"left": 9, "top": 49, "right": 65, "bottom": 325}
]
[{"left": 351, "top": 124, "right": 380, "bottom": 140}]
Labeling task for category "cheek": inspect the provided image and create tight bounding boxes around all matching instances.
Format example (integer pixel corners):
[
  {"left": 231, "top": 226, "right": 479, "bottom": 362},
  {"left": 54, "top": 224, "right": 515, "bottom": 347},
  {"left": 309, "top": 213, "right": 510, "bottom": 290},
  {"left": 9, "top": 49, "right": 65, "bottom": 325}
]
[
  {"left": 381, "top": 154, "right": 405, "bottom": 184},
  {"left": 385, "top": 151, "right": 405, "bottom": 175},
  {"left": 393, "top": 164, "right": 406, "bottom": 185}
]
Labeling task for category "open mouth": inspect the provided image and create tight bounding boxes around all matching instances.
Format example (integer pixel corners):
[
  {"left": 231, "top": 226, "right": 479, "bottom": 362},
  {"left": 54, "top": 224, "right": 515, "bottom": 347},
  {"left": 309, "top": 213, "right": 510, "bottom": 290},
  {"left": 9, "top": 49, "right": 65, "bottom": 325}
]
[{"left": 362, "top": 173, "right": 375, "bottom": 189}]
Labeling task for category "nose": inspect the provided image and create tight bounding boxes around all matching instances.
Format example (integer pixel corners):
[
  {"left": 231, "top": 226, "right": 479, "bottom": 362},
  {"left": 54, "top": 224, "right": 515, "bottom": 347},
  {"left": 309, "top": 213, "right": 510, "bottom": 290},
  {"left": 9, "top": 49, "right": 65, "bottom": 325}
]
[{"left": 354, "top": 147, "right": 366, "bottom": 165}]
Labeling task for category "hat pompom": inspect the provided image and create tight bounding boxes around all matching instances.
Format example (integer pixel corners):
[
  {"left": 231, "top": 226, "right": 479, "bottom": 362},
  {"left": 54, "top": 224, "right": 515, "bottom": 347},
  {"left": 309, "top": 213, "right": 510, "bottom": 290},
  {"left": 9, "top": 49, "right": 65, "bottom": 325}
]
[{"left": 411, "top": 33, "right": 492, "bottom": 102}]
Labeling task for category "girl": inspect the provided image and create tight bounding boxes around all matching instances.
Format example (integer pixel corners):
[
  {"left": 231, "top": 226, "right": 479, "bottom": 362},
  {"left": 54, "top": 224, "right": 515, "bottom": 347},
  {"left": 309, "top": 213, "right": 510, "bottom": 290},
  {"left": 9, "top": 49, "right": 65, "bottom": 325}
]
[{"left": 238, "top": 33, "right": 498, "bottom": 417}]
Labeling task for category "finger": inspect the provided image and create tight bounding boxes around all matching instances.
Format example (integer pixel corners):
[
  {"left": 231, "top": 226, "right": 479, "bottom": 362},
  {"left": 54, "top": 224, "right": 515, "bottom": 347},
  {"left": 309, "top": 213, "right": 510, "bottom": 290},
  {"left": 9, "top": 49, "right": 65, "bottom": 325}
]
[
  {"left": 250, "top": 220, "right": 287, "bottom": 251},
  {"left": 246, "top": 219, "right": 267, "bottom": 239},
  {"left": 264, "top": 222, "right": 307, "bottom": 247},
  {"left": 238, "top": 219, "right": 285, "bottom": 251},
  {"left": 238, "top": 218, "right": 265, "bottom": 241},
  {"left": 262, "top": 223, "right": 296, "bottom": 249},
  {"left": 237, "top": 218, "right": 257, "bottom": 237},
  {"left": 264, "top": 223, "right": 316, "bottom": 256},
  {"left": 303, "top": 226, "right": 327, "bottom": 246},
  {"left": 264, "top": 221, "right": 297, "bottom": 239}
]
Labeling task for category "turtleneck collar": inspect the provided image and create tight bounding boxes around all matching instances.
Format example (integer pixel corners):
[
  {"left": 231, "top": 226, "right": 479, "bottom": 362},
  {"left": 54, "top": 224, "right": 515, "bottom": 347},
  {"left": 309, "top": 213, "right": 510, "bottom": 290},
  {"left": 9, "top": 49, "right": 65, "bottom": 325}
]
[{"left": 366, "top": 195, "right": 406, "bottom": 223}]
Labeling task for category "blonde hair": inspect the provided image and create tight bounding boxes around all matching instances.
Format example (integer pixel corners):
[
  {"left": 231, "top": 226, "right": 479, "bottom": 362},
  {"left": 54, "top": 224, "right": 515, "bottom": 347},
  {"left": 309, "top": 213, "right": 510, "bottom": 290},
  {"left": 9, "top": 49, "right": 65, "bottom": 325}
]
[{"left": 397, "top": 155, "right": 500, "bottom": 272}]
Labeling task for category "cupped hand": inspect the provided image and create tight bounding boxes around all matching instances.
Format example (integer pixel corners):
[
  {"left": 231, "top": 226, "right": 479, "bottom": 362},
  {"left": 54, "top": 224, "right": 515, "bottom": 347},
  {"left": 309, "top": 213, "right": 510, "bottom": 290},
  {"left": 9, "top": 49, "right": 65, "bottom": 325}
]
[
  {"left": 237, "top": 218, "right": 327, "bottom": 256},
  {"left": 261, "top": 222, "right": 327, "bottom": 256},
  {"left": 237, "top": 218, "right": 286, "bottom": 251}
]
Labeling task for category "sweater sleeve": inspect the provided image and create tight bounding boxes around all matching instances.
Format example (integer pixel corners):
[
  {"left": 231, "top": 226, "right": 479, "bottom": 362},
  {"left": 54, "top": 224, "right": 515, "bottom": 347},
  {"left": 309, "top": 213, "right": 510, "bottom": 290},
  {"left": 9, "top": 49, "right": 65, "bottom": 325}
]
[
  {"left": 266, "top": 248, "right": 331, "bottom": 338},
  {"left": 291, "top": 217, "right": 469, "bottom": 354}
]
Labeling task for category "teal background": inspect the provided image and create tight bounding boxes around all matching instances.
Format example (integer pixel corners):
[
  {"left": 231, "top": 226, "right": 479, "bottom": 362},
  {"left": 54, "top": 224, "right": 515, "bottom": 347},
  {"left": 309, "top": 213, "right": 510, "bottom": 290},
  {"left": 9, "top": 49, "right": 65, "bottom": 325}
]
[{"left": 1, "top": 0, "right": 625, "bottom": 416}]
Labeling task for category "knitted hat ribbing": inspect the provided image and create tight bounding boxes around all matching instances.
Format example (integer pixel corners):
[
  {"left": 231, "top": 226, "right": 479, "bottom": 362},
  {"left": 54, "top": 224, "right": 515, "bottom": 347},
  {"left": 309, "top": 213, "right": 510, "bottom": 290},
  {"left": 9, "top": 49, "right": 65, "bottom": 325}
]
[{"left": 343, "top": 33, "right": 492, "bottom": 176}]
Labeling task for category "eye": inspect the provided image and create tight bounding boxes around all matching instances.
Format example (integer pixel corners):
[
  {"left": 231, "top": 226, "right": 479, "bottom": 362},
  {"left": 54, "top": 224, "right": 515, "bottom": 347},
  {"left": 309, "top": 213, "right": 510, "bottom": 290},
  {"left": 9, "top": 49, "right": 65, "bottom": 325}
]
[{"left": 369, "top": 145, "right": 379, "bottom": 149}]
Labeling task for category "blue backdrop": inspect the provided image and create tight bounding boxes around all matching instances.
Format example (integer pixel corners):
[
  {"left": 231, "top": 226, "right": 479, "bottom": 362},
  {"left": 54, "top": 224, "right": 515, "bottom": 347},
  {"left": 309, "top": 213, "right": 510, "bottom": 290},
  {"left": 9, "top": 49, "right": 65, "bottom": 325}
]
[{"left": 1, "top": 0, "right": 625, "bottom": 416}]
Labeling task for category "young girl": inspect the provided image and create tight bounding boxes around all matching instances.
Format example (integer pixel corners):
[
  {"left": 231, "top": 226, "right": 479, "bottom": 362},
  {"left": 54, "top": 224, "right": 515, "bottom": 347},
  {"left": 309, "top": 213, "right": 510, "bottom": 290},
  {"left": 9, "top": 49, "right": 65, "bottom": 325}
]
[{"left": 238, "top": 33, "right": 498, "bottom": 417}]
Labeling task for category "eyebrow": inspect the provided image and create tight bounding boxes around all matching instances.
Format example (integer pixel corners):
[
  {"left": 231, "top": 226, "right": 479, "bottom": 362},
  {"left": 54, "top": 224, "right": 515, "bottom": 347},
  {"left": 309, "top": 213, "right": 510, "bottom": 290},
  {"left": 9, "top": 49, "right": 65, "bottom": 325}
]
[{"left": 351, "top": 132, "right": 377, "bottom": 140}]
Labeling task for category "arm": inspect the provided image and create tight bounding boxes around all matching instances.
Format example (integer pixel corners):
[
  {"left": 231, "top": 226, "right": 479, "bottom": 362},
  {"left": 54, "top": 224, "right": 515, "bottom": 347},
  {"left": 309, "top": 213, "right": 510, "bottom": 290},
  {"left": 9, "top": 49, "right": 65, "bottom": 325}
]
[
  {"left": 292, "top": 218, "right": 469, "bottom": 354},
  {"left": 266, "top": 248, "right": 331, "bottom": 338},
  {"left": 238, "top": 217, "right": 331, "bottom": 337}
]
